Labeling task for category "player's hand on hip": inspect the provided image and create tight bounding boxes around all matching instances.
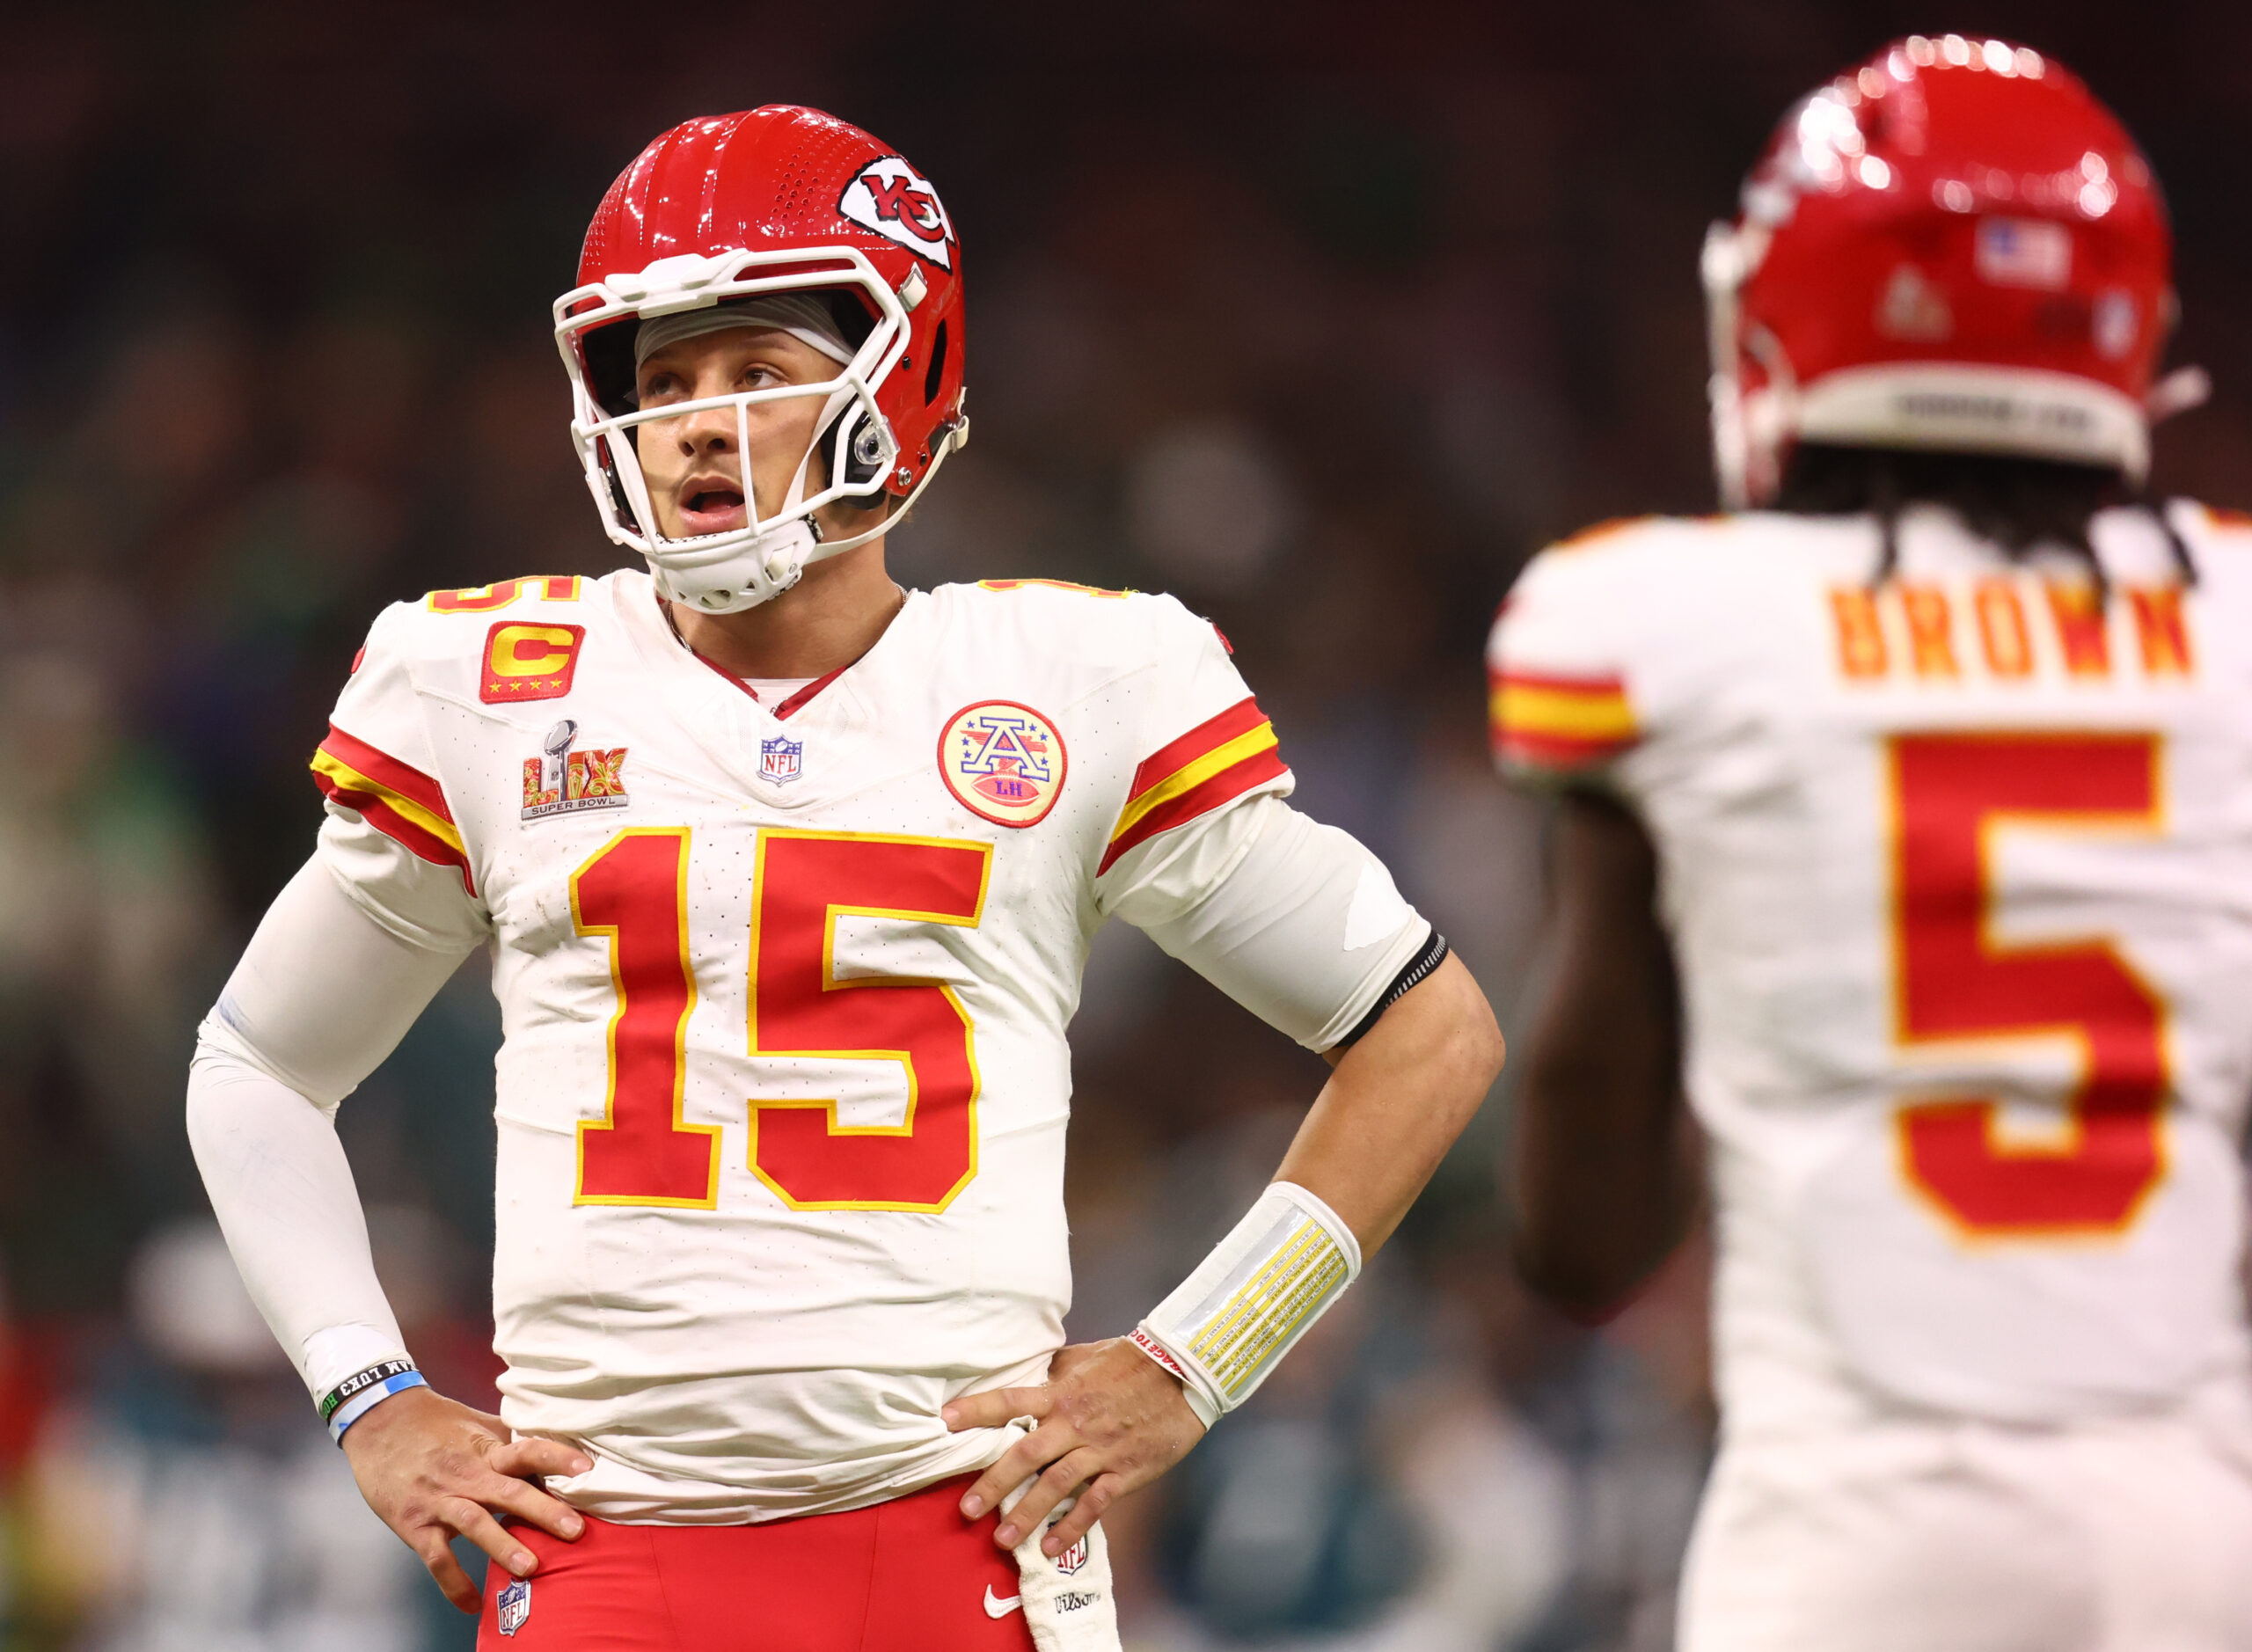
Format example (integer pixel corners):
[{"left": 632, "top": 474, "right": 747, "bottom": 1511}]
[
  {"left": 942, "top": 1336, "right": 1206, "bottom": 1555},
  {"left": 339, "top": 1385, "right": 592, "bottom": 1612}
]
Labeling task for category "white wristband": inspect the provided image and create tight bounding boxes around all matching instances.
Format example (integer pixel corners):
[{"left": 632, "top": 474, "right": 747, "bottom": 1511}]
[
  {"left": 1128, "top": 1329, "right": 1223, "bottom": 1427},
  {"left": 1130, "top": 1181, "right": 1361, "bottom": 1423}
]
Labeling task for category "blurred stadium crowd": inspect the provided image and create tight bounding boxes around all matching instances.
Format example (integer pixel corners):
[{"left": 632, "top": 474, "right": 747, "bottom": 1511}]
[{"left": 1, "top": 3, "right": 2248, "bottom": 1648}]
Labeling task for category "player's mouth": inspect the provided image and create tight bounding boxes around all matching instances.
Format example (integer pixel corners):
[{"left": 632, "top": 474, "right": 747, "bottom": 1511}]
[{"left": 675, "top": 474, "right": 749, "bottom": 537}]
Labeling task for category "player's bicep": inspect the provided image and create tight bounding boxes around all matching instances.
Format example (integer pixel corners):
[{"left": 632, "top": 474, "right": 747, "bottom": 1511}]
[
  {"left": 203, "top": 856, "right": 475, "bottom": 1109},
  {"left": 1108, "top": 795, "right": 1438, "bottom": 1053},
  {"left": 316, "top": 799, "right": 491, "bottom": 953},
  {"left": 1524, "top": 789, "right": 1681, "bottom": 1102}
]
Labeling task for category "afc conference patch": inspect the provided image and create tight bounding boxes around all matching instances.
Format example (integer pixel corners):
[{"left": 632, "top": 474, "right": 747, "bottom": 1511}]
[
  {"left": 938, "top": 701, "right": 1068, "bottom": 828},
  {"left": 496, "top": 1575, "right": 530, "bottom": 1636}
]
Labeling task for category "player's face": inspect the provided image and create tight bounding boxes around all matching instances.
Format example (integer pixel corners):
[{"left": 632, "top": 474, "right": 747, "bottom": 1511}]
[{"left": 632, "top": 328, "right": 837, "bottom": 539}]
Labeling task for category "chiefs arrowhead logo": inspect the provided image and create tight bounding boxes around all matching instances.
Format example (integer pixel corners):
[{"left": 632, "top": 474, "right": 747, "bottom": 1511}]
[{"left": 839, "top": 157, "right": 954, "bottom": 270}]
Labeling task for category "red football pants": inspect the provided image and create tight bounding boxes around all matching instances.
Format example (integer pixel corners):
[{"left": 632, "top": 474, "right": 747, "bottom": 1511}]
[{"left": 474, "top": 1474, "right": 1035, "bottom": 1650}]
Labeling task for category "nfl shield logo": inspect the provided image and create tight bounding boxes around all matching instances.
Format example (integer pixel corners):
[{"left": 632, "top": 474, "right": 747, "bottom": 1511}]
[
  {"left": 496, "top": 1576, "right": 530, "bottom": 1636},
  {"left": 760, "top": 735, "right": 804, "bottom": 785},
  {"left": 1055, "top": 1534, "right": 1089, "bottom": 1575}
]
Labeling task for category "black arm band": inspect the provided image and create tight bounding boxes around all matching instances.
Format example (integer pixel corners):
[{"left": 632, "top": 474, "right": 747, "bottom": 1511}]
[{"left": 1336, "top": 929, "right": 1449, "bottom": 1049}]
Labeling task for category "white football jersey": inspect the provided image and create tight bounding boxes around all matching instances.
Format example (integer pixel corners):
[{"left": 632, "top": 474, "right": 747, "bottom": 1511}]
[
  {"left": 1490, "top": 503, "right": 2252, "bottom": 1433},
  {"left": 307, "top": 570, "right": 1422, "bottom": 1523}
]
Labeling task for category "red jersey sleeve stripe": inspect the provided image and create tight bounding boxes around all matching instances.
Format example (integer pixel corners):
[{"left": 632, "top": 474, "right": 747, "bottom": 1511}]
[
  {"left": 315, "top": 727, "right": 456, "bottom": 822},
  {"left": 1493, "top": 729, "right": 1638, "bottom": 772},
  {"left": 1100, "top": 697, "right": 1290, "bottom": 875},
  {"left": 1099, "top": 742, "right": 1290, "bottom": 873},
  {"left": 1124, "top": 696, "right": 1274, "bottom": 801},
  {"left": 1491, "top": 668, "right": 1629, "bottom": 698},
  {"left": 1488, "top": 667, "right": 1637, "bottom": 756},
  {"left": 310, "top": 726, "right": 475, "bottom": 894}
]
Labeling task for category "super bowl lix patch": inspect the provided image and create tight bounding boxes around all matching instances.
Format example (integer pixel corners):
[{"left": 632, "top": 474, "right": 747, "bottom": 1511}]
[{"left": 521, "top": 719, "right": 630, "bottom": 821}]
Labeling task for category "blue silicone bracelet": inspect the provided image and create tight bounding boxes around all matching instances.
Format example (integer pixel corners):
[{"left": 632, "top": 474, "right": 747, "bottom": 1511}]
[{"left": 328, "top": 1370, "right": 429, "bottom": 1444}]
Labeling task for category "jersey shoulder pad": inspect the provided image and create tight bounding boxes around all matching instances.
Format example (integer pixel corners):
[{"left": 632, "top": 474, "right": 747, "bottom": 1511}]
[
  {"left": 2181, "top": 501, "right": 2252, "bottom": 557},
  {"left": 1543, "top": 513, "right": 1673, "bottom": 557},
  {"left": 1492, "top": 514, "right": 1724, "bottom": 656},
  {"left": 2166, "top": 503, "right": 2252, "bottom": 629},
  {"left": 1487, "top": 516, "right": 1722, "bottom": 784},
  {"left": 1542, "top": 510, "right": 1737, "bottom": 565},
  {"left": 942, "top": 582, "right": 1283, "bottom": 873},
  {"left": 417, "top": 574, "right": 595, "bottom": 616},
  {"left": 1502, "top": 514, "right": 1740, "bottom": 620},
  {"left": 940, "top": 579, "right": 1220, "bottom": 670},
  {"left": 367, "top": 573, "right": 606, "bottom": 710}
]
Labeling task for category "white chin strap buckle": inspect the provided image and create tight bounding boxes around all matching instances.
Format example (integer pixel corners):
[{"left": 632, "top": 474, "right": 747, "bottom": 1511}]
[{"left": 648, "top": 517, "right": 821, "bottom": 614}]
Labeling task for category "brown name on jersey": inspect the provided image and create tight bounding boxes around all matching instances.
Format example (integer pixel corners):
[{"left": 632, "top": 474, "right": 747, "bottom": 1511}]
[{"left": 1828, "top": 581, "right": 2191, "bottom": 685}]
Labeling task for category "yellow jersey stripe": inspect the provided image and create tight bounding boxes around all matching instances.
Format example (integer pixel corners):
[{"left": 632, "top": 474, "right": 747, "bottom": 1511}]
[
  {"left": 1110, "top": 722, "right": 1280, "bottom": 845},
  {"left": 1492, "top": 681, "right": 1636, "bottom": 741},
  {"left": 311, "top": 749, "right": 467, "bottom": 858}
]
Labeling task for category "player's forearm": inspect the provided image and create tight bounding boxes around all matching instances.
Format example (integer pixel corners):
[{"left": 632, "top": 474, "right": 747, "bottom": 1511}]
[
  {"left": 1276, "top": 952, "right": 1505, "bottom": 1255},
  {"left": 1122, "top": 953, "right": 1500, "bottom": 1428},
  {"left": 1512, "top": 1064, "right": 1699, "bottom": 1316},
  {"left": 1510, "top": 790, "right": 1698, "bottom": 1316},
  {"left": 186, "top": 1045, "right": 411, "bottom": 1396},
  {"left": 185, "top": 854, "right": 471, "bottom": 1407}
]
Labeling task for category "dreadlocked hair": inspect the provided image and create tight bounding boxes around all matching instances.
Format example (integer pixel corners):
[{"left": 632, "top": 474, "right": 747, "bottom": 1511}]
[{"left": 1773, "top": 444, "right": 2197, "bottom": 597}]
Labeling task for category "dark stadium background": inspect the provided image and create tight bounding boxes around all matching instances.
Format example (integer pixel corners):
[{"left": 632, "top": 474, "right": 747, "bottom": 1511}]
[{"left": 0, "top": 3, "right": 2243, "bottom": 1647}]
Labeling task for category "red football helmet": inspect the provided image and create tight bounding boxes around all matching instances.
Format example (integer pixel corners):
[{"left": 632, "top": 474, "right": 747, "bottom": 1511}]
[
  {"left": 1703, "top": 36, "right": 2189, "bottom": 508},
  {"left": 554, "top": 106, "right": 969, "bottom": 611}
]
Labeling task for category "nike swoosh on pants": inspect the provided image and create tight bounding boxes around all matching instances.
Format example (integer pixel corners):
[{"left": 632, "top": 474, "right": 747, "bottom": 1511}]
[{"left": 983, "top": 1585, "right": 1023, "bottom": 1619}]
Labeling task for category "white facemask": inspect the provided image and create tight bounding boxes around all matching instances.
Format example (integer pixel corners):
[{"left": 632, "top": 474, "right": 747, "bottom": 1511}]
[{"left": 554, "top": 248, "right": 955, "bottom": 614}]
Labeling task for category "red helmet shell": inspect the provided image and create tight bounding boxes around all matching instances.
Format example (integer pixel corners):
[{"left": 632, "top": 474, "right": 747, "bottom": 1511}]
[
  {"left": 1707, "top": 37, "right": 2172, "bottom": 503},
  {"left": 570, "top": 106, "right": 966, "bottom": 496}
]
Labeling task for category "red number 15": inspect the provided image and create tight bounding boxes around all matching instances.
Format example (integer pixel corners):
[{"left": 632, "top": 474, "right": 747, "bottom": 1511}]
[{"left": 570, "top": 828, "right": 991, "bottom": 1214}]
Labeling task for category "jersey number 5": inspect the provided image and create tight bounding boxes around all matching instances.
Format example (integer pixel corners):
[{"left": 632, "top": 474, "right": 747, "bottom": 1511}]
[
  {"left": 1890, "top": 732, "right": 2168, "bottom": 1236},
  {"left": 571, "top": 828, "right": 991, "bottom": 1213}
]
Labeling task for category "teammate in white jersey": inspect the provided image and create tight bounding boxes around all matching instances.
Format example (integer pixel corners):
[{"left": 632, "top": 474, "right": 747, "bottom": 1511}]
[
  {"left": 186, "top": 106, "right": 1504, "bottom": 1650},
  {"left": 1490, "top": 39, "right": 2252, "bottom": 1652}
]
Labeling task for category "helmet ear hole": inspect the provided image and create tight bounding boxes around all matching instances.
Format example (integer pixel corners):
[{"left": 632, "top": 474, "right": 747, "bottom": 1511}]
[
  {"left": 923, "top": 320, "right": 949, "bottom": 406},
  {"left": 825, "top": 409, "right": 890, "bottom": 490},
  {"left": 850, "top": 416, "right": 887, "bottom": 477},
  {"left": 582, "top": 321, "right": 641, "bottom": 415},
  {"left": 594, "top": 436, "right": 643, "bottom": 533}
]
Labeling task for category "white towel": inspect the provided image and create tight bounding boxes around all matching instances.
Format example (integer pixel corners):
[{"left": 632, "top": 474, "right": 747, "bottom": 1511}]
[{"left": 992, "top": 1419, "right": 1122, "bottom": 1651}]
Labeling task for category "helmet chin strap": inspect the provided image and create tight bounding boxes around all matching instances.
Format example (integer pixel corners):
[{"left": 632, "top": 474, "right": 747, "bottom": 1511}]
[
  {"left": 649, "top": 517, "right": 818, "bottom": 613},
  {"left": 646, "top": 384, "right": 963, "bottom": 614},
  {"left": 648, "top": 391, "right": 850, "bottom": 615}
]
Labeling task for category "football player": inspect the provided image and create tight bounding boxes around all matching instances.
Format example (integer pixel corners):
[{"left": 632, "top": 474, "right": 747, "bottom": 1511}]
[
  {"left": 1490, "top": 37, "right": 2252, "bottom": 1652},
  {"left": 186, "top": 107, "right": 1504, "bottom": 1651}
]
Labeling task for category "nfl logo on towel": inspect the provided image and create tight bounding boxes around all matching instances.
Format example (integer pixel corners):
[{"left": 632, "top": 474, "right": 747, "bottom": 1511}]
[
  {"left": 760, "top": 735, "right": 804, "bottom": 785},
  {"left": 496, "top": 1577, "right": 530, "bottom": 1636},
  {"left": 1056, "top": 1534, "right": 1089, "bottom": 1575}
]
